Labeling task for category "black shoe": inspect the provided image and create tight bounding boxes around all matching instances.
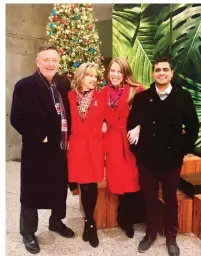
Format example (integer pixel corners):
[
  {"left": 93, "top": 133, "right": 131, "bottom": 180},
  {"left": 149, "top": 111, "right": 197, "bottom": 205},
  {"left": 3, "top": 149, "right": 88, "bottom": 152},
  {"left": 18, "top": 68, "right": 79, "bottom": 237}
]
[
  {"left": 49, "top": 220, "right": 75, "bottom": 238},
  {"left": 23, "top": 234, "right": 40, "bottom": 254},
  {"left": 117, "top": 217, "right": 134, "bottom": 238},
  {"left": 138, "top": 235, "right": 156, "bottom": 253},
  {"left": 166, "top": 240, "right": 180, "bottom": 256},
  {"left": 88, "top": 221, "right": 99, "bottom": 248},
  {"left": 118, "top": 222, "right": 134, "bottom": 238}
]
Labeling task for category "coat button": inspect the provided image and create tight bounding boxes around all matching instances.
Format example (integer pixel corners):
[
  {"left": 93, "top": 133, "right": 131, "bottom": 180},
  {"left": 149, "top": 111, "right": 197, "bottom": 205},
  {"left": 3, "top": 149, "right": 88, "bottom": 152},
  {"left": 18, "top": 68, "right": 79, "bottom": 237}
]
[
  {"left": 153, "top": 134, "right": 156, "bottom": 136},
  {"left": 168, "top": 146, "right": 171, "bottom": 149},
  {"left": 152, "top": 121, "right": 156, "bottom": 124}
]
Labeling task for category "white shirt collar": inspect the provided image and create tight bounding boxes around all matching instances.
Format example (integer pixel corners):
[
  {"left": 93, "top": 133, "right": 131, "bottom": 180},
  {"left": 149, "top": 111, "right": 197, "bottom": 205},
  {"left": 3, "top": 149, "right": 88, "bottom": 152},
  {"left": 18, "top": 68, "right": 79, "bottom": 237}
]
[{"left": 155, "top": 83, "right": 172, "bottom": 94}]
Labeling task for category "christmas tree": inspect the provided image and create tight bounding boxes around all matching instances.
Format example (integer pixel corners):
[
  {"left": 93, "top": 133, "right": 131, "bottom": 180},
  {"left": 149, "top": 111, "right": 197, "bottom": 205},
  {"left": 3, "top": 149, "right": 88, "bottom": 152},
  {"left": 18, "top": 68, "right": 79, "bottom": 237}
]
[{"left": 46, "top": 3, "right": 106, "bottom": 86}]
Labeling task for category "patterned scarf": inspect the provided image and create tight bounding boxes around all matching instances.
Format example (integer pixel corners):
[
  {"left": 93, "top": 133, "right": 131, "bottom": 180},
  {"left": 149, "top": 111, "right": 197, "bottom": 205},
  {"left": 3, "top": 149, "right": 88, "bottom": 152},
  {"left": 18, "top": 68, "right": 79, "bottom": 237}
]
[
  {"left": 76, "top": 90, "right": 94, "bottom": 121},
  {"left": 50, "top": 84, "right": 68, "bottom": 150},
  {"left": 37, "top": 70, "right": 67, "bottom": 150},
  {"left": 107, "top": 84, "right": 124, "bottom": 109}
]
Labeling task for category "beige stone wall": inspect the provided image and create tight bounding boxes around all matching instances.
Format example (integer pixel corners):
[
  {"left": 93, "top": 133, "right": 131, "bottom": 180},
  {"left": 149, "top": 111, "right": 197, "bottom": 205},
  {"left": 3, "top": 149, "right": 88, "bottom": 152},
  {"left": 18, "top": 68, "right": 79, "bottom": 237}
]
[
  {"left": 6, "top": 4, "right": 53, "bottom": 160},
  {"left": 6, "top": 4, "right": 112, "bottom": 160}
]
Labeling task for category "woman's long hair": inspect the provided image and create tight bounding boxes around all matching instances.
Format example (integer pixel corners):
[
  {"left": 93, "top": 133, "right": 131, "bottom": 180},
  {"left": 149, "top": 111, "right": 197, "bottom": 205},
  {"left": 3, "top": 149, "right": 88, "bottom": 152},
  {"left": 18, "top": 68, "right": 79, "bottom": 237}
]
[
  {"left": 107, "top": 57, "right": 141, "bottom": 106},
  {"left": 71, "top": 62, "right": 98, "bottom": 93}
]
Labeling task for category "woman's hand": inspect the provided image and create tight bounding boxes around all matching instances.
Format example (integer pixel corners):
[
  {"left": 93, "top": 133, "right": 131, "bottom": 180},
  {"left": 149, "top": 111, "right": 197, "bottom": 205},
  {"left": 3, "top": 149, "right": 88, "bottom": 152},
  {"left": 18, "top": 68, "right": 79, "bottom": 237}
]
[
  {"left": 42, "top": 136, "right": 48, "bottom": 143},
  {"left": 127, "top": 125, "right": 141, "bottom": 145},
  {"left": 102, "top": 121, "right": 107, "bottom": 133}
]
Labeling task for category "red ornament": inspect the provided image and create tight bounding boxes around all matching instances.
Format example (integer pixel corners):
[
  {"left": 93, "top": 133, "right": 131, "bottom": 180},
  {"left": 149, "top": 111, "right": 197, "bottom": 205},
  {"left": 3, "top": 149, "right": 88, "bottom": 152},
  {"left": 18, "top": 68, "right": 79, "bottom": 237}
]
[
  {"left": 53, "top": 16, "right": 58, "bottom": 22},
  {"left": 88, "top": 25, "right": 93, "bottom": 30},
  {"left": 61, "top": 18, "right": 67, "bottom": 24},
  {"left": 72, "top": 5, "right": 75, "bottom": 10},
  {"left": 59, "top": 49, "right": 64, "bottom": 55},
  {"left": 100, "top": 77, "right": 104, "bottom": 81},
  {"left": 72, "top": 28, "right": 76, "bottom": 34},
  {"left": 66, "top": 73, "right": 71, "bottom": 78},
  {"left": 64, "top": 35, "right": 68, "bottom": 39},
  {"left": 88, "top": 4, "right": 92, "bottom": 8}
]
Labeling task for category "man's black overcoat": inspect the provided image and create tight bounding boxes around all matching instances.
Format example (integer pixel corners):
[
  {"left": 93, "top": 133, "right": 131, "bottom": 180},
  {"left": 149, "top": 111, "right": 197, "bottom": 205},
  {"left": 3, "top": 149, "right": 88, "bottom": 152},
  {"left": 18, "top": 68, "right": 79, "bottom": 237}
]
[{"left": 10, "top": 71, "right": 71, "bottom": 213}]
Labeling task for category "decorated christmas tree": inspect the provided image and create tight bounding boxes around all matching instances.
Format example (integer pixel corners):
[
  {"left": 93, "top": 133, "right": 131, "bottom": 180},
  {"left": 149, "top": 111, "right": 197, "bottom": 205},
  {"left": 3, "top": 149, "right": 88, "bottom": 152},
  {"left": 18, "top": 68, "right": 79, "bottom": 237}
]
[{"left": 46, "top": 3, "right": 106, "bottom": 86}]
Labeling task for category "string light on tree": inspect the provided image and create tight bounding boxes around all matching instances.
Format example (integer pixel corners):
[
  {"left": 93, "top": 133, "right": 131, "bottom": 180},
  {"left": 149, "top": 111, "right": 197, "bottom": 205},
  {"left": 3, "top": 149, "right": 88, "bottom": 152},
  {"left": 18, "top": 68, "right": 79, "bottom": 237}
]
[{"left": 46, "top": 3, "right": 105, "bottom": 87}]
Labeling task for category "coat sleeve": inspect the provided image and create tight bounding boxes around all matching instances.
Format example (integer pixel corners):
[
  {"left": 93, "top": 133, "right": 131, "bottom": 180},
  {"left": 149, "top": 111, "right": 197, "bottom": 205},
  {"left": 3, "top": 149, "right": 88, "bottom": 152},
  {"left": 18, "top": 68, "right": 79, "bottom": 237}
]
[
  {"left": 182, "top": 92, "right": 199, "bottom": 154},
  {"left": 10, "top": 80, "right": 47, "bottom": 143}
]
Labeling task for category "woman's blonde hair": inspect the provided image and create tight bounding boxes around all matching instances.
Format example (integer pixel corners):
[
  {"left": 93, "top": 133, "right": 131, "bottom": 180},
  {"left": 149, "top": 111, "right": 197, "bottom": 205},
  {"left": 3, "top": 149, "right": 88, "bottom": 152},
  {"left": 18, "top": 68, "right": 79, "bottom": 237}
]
[
  {"left": 107, "top": 57, "right": 141, "bottom": 106},
  {"left": 71, "top": 62, "right": 98, "bottom": 92}
]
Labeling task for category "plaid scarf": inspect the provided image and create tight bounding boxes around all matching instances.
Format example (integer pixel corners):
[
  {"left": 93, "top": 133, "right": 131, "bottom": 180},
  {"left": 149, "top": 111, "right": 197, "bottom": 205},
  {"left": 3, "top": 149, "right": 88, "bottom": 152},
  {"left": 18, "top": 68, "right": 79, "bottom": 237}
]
[
  {"left": 38, "top": 70, "right": 67, "bottom": 150},
  {"left": 76, "top": 90, "right": 94, "bottom": 121},
  {"left": 107, "top": 84, "right": 124, "bottom": 109},
  {"left": 50, "top": 84, "right": 68, "bottom": 150}
]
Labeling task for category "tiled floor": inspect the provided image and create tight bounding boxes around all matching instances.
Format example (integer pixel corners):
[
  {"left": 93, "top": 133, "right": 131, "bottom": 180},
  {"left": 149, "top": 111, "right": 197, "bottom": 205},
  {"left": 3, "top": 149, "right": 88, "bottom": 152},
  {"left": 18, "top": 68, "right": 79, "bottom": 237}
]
[{"left": 6, "top": 161, "right": 201, "bottom": 255}]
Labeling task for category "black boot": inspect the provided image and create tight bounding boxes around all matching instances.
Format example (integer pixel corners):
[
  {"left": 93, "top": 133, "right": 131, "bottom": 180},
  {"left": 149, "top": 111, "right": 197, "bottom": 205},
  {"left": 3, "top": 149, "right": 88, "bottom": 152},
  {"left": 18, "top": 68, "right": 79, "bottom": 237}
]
[
  {"left": 23, "top": 234, "right": 40, "bottom": 254},
  {"left": 88, "top": 221, "right": 99, "bottom": 248},
  {"left": 82, "top": 218, "right": 90, "bottom": 242},
  {"left": 117, "top": 215, "right": 134, "bottom": 238}
]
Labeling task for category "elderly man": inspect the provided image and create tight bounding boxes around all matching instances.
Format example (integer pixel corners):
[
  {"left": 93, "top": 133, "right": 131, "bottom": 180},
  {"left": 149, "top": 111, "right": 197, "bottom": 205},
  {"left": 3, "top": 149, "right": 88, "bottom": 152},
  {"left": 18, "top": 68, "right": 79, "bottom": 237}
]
[
  {"left": 127, "top": 57, "right": 199, "bottom": 256},
  {"left": 10, "top": 44, "right": 74, "bottom": 254}
]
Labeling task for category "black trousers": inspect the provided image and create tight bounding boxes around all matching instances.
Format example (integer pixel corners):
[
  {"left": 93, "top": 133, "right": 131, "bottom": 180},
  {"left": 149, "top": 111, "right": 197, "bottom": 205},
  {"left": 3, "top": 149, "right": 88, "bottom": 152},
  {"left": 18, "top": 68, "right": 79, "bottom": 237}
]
[
  {"left": 139, "top": 165, "right": 181, "bottom": 241},
  {"left": 20, "top": 204, "right": 65, "bottom": 236}
]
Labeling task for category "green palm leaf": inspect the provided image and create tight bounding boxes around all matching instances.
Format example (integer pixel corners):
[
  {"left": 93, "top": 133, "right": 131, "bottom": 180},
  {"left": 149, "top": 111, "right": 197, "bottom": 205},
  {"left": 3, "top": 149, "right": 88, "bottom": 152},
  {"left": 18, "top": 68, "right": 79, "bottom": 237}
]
[
  {"left": 113, "top": 4, "right": 159, "bottom": 88},
  {"left": 155, "top": 4, "right": 201, "bottom": 83},
  {"left": 177, "top": 73, "right": 201, "bottom": 147}
]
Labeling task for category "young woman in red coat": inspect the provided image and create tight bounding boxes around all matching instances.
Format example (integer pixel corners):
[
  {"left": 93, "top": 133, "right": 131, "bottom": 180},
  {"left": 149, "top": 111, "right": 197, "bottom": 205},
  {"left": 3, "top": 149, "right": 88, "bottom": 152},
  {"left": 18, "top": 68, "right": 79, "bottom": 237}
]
[
  {"left": 103, "top": 57, "right": 143, "bottom": 238},
  {"left": 67, "top": 63, "right": 105, "bottom": 248}
]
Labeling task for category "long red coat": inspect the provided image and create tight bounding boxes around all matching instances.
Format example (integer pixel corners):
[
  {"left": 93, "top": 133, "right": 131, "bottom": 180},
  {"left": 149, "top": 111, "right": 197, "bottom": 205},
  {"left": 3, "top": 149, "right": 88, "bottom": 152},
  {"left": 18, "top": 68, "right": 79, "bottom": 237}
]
[
  {"left": 104, "top": 84, "right": 142, "bottom": 194},
  {"left": 67, "top": 90, "right": 105, "bottom": 184}
]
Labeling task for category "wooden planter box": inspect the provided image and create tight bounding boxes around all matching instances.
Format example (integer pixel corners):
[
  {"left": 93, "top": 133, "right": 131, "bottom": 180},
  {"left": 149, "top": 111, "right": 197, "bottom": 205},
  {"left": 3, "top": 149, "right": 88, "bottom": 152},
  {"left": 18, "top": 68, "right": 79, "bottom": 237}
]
[
  {"left": 181, "top": 155, "right": 201, "bottom": 176},
  {"left": 179, "top": 173, "right": 201, "bottom": 199},
  {"left": 158, "top": 189, "right": 193, "bottom": 234},
  {"left": 193, "top": 194, "right": 201, "bottom": 239}
]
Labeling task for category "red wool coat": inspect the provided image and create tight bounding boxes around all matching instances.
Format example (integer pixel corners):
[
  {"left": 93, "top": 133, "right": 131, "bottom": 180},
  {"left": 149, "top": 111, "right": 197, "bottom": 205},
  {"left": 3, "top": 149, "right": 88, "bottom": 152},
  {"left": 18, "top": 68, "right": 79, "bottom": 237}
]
[
  {"left": 103, "top": 84, "right": 143, "bottom": 194},
  {"left": 67, "top": 90, "right": 105, "bottom": 184}
]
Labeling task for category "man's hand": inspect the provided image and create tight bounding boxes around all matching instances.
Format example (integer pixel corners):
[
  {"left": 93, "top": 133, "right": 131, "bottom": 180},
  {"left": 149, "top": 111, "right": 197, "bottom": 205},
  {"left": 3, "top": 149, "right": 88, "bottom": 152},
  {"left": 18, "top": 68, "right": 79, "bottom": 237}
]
[
  {"left": 127, "top": 125, "right": 141, "bottom": 145},
  {"left": 42, "top": 136, "right": 48, "bottom": 143}
]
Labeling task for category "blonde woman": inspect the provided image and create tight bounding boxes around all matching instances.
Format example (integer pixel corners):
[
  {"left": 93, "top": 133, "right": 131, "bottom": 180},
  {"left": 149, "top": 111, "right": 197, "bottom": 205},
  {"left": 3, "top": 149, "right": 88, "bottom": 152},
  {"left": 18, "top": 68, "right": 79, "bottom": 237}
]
[
  {"left": 67, "top": 63, "right": 105, "bottom": 247},
  {"left": 103, "top": 57, "right": 143, "bottom": 238}
]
